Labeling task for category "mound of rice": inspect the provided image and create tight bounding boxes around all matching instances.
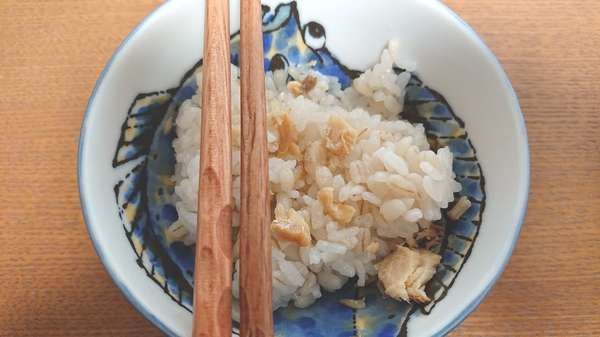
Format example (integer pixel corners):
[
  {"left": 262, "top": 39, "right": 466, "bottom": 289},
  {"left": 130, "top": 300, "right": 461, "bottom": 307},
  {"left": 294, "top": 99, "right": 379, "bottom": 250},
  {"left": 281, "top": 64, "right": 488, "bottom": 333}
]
[{"left": 171, "top": 40, "right": 461, "bottom": 310}]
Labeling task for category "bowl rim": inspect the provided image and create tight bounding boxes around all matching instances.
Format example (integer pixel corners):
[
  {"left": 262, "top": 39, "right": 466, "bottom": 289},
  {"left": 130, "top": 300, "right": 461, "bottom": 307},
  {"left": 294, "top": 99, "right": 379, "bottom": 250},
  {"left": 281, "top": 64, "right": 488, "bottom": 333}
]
[{"left": 77, "top": 1, "right": 530, "bottom": 336}]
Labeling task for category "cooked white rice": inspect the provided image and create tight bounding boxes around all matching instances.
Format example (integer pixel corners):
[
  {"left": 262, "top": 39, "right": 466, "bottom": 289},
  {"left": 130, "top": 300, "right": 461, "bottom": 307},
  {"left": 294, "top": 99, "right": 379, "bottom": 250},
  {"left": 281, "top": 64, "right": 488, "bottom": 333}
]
[{"left": 171, "top": 40, "right": 461, "bottom": 310}]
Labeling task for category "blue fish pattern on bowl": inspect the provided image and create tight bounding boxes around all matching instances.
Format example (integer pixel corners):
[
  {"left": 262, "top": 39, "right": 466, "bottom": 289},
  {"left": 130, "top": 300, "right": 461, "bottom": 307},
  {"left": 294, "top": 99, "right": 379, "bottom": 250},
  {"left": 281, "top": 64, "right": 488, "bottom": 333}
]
[{"left": 111, "top": 2, "right": 486, "bottom": 336}]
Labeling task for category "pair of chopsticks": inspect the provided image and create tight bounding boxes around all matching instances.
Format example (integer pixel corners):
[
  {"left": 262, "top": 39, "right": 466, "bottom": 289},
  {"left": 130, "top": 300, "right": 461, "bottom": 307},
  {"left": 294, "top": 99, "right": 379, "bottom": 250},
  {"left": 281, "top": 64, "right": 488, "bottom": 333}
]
[{"left": 193, "top": 0, "right": 272, "bottom": 336}]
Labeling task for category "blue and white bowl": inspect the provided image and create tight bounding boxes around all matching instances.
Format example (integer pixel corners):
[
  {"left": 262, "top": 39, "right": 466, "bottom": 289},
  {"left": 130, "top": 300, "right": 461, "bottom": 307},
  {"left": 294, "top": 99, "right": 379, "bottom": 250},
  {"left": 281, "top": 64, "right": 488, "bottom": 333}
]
[{"left": 78, "top": 0, "right": 529, "bottom": 336}]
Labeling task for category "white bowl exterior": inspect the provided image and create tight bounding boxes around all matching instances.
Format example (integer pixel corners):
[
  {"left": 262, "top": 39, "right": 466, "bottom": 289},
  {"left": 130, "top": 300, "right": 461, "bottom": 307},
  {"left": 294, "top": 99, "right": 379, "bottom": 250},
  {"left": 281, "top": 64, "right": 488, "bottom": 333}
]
[{"left": 79, "top": 0, "right": 529, "bottom": 336}]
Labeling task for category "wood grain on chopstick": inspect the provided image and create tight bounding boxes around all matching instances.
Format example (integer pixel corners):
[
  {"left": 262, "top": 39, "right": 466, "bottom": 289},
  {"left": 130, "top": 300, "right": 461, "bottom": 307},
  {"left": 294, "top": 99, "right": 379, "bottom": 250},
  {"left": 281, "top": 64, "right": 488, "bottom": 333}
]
[
  {"left": 239, "top": 0, "right": 274, "bottom": 336},
  {"left": 193, "top": 0, "right": 232, "bottom": 336}
]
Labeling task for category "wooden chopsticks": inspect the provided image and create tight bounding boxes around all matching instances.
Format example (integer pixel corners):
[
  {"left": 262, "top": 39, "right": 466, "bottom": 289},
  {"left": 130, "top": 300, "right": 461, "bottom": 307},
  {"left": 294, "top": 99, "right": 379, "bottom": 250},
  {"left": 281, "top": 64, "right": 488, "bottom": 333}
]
[
  {"left": 239, "top": 0, "right": 273, "bottom": 336},
  {"left": 194, "top": 0, "right": 272, "bottom": 337},
  {"left": 193, "top": 0, "right": 233, "bottom": 336}
]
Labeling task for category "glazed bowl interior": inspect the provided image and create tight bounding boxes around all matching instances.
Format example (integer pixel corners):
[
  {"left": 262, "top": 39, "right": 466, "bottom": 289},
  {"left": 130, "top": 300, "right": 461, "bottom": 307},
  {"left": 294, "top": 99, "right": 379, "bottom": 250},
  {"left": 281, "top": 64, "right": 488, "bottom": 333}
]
[{"left": 78, "top": 0, "right": 529, "bottom": 336}]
